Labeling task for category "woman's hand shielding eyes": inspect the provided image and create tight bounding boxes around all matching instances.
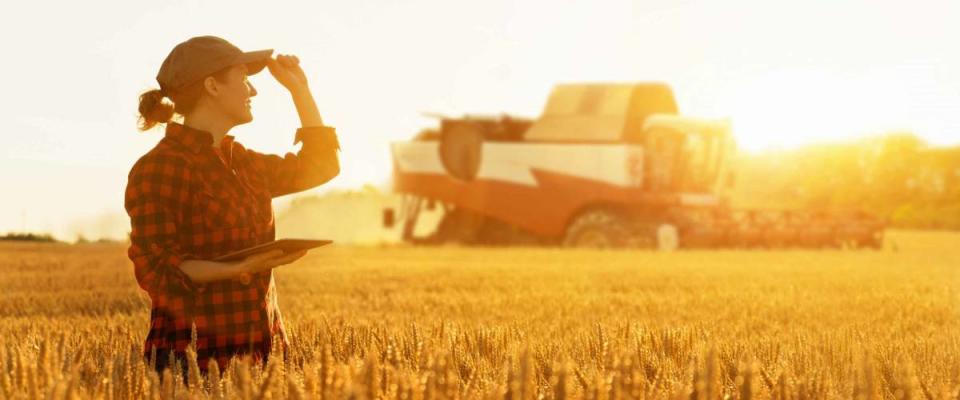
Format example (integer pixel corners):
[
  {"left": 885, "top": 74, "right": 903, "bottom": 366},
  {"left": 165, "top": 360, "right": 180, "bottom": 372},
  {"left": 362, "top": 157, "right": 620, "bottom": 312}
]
[{"left": 266, "top": 54, "right": 309, "bottom": 93}]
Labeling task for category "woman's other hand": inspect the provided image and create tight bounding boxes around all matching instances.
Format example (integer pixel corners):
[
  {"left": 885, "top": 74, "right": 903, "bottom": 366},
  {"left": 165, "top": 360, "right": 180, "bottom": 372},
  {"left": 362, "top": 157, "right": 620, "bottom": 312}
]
[{"left": 237, "top": 249, "right": 309, "bottom": 284}]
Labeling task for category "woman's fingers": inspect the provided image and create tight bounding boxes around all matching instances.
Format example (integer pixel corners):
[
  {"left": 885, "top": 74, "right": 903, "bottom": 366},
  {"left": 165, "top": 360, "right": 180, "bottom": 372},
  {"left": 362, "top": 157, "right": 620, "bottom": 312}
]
[
  {"left": 239, "top": 250, "right": 281, "bottom": 274},
  {"left": 276, "top": 54, "right": 299, "bottom": 67},
  {"left": 265, "top": 54, "right": 308, "bottom": 91},
  {"left": 244, "top": 250, "right": 283, "bottom": 263},
  {"left": 271, "top": 250, "right": 308, "bottom": 267},
  {"left": 257, "top": 250, "right": 308, "bottom": 271},
  {"left": 265, "top": 58, "right": 282, "bottom": 75}
]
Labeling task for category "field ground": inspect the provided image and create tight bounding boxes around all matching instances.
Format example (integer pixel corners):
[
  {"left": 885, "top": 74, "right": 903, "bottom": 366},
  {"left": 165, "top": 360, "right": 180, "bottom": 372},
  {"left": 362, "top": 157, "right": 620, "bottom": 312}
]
[{"left": 0, "top": 230, "right": 958, "bottom": 399}]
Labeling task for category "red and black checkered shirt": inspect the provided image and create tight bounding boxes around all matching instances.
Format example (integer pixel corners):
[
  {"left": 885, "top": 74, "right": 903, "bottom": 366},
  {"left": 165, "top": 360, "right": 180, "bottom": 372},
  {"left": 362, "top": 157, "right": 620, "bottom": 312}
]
[{"left": 125, "top": 121, "right": 339, "bottom": 371}]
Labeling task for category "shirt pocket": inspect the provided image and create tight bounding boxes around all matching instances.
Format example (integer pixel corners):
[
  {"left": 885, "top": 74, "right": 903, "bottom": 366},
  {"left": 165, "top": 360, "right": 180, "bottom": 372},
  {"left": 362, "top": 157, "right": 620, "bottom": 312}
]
[
  {"left": 234, "top": 169, "right": 274, "bottom": 226},
  {"left": 197, "top": 186, "right": 247, "bottom": 230}
]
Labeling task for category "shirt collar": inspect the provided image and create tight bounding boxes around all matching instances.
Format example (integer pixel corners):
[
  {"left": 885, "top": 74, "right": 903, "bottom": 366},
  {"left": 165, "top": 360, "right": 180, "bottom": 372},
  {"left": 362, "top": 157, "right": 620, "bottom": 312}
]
[{"left": 164, "top": 122, "right": 235, "bottom": 155}]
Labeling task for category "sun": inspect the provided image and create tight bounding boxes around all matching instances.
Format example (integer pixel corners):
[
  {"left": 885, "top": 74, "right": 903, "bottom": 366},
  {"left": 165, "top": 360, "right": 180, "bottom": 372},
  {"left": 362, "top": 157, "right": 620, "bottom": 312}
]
[{"left": 722, "top": 69, "right": 890, "bottom": 152}]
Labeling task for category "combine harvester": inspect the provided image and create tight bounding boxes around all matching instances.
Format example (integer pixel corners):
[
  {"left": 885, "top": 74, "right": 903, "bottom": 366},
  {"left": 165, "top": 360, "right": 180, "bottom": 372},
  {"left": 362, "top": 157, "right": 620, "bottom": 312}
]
[{"left": 382, "top": 83, "right": 885, "bottom": 249}]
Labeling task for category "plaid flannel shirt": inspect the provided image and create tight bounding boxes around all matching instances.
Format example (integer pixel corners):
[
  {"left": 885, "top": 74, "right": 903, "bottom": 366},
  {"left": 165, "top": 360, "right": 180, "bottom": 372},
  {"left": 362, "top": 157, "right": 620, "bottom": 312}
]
[{"left": 125, "top": 121, "right": 339, "bottom": 371}]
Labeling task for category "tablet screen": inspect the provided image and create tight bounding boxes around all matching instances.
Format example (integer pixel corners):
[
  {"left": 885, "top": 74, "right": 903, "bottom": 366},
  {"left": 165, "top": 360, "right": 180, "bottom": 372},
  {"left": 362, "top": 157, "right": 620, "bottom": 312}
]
[{"left": 213, "top": 239, "right": 333, "bottom": 262}]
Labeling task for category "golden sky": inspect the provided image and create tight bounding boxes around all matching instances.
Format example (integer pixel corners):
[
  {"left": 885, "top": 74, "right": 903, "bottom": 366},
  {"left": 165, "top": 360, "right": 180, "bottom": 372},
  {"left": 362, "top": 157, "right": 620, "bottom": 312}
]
[{"left": 1, "top": 0, "right": 958, "bottom": 239}]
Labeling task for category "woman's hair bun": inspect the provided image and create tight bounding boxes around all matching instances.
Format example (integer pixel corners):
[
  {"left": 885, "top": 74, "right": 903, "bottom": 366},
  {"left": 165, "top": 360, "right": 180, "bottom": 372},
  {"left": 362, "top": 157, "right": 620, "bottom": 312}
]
[{"left": 137, "top": 89, "right": 175, "bottom": 131}]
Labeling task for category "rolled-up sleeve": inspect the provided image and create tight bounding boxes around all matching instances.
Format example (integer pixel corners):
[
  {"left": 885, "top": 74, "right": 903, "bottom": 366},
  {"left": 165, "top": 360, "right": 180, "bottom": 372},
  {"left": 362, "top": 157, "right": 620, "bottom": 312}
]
[
  {"left": 244, "top": 125, "right": 341, "bottom": 198},
  {"left": 125, "top": 154, "right": 199, "bottom": 297}
]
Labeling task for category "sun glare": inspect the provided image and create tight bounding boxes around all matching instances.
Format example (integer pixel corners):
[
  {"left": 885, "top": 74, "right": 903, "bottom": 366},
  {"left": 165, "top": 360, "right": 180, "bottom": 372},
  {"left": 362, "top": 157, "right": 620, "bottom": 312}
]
[{"left": 723, "top": 67, "right": 922, "bottom": 153}]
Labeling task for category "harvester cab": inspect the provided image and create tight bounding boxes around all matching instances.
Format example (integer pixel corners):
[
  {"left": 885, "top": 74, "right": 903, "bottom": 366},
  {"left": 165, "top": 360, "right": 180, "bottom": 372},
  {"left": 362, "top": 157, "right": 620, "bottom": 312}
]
[{"left": 511, "top": 83, "right": 734, "bottom": 198}]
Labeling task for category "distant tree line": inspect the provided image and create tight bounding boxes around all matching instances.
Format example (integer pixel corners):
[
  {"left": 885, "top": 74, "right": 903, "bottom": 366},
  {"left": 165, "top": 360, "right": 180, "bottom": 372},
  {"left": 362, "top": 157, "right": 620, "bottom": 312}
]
[
  {"left": 732, "top": 133, "right": 960, "bottom": 229},
  {"left": 0, "top": 232, "right": 57, "bottom": 242}
]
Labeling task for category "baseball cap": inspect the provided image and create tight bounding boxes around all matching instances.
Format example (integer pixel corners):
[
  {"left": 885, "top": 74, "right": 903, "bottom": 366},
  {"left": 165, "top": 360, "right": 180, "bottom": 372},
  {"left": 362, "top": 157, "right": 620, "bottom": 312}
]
[{"left": 156, "top": 35, "right": 273, "bottom": 95}]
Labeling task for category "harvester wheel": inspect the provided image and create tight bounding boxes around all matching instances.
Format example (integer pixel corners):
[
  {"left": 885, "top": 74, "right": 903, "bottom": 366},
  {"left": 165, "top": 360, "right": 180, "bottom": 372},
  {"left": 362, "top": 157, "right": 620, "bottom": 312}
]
[{"left": 563, "top": 210, "right": 632, "bottom": 249}]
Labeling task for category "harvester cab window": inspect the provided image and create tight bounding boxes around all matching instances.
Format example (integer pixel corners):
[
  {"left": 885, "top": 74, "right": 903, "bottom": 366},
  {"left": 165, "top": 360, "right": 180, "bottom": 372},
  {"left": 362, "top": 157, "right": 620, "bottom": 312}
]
[
  {"left": 680, "top": 133, "right": 714, "bottom": 192},
  {"left": 644, "top": 127, "right": 722, "bottom": 193},
  {"left": 644, "top": 128, "right": 685, "bottom": 191}
]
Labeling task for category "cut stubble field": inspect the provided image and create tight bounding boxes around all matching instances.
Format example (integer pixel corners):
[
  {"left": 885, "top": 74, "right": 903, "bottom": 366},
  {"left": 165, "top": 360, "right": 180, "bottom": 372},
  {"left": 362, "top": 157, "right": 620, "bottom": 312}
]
[{"left": 0, "top": 231, "right": 957, "bottom": 399}]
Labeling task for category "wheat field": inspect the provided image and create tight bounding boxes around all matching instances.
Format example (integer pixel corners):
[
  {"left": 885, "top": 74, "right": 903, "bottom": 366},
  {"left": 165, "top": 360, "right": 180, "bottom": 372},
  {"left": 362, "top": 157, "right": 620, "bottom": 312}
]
[{"left": 0, "top": 231, "right": 957, "bottom": 399}]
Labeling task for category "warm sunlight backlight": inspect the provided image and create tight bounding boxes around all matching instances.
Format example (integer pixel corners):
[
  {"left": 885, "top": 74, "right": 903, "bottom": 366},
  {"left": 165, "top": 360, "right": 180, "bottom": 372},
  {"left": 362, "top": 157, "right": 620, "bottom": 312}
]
[
  {"left": 726, "top": 69, "right": 914, "bottom": 152},
  {"left": 1, "top": 0, "right": 957, "bottom": 239}
]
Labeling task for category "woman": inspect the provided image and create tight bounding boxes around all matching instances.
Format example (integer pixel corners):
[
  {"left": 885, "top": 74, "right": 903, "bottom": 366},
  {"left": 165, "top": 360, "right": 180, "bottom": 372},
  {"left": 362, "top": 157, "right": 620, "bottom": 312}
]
[{"left": 126, "top": 36, "right": 340, "bottom": 377}]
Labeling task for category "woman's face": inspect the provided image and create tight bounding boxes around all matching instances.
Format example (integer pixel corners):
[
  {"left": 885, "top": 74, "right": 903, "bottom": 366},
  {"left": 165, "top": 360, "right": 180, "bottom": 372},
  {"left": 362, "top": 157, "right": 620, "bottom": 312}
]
[{"left": 208, "top": 64, "right": 257, "bottom": 125}]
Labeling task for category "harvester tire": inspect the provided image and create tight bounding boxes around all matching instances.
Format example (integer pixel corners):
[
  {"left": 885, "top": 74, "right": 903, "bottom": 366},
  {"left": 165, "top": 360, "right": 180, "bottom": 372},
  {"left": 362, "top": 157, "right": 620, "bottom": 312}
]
[{"left": 562, "top": 210, "right": 633, "bottom": 249}]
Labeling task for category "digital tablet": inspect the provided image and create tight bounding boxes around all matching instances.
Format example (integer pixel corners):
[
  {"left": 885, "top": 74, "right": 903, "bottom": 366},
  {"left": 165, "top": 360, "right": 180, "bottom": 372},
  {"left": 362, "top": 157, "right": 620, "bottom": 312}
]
[{"left": 213, "top": 239, "right": 333, "bottom": 262}]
